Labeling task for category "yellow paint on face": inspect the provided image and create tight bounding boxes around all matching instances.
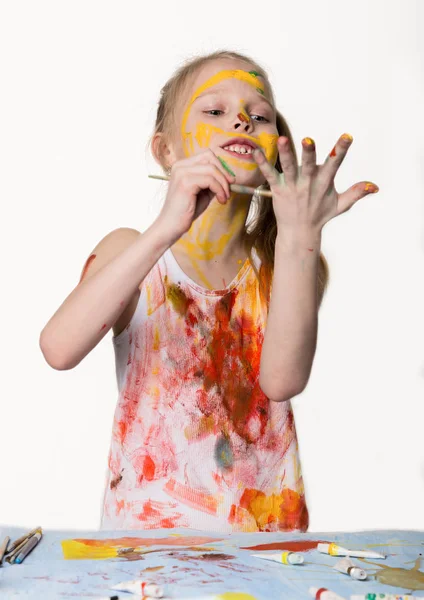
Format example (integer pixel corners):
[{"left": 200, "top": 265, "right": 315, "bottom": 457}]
[
  {"left": 175, "top": 68, "right": 279, "bottom": 289},
  {"left": 193, "top": 122, "right": 278, "bottom": 170},
  {"left": 181, "top": 69, "right": 279, "bottom": 166}
]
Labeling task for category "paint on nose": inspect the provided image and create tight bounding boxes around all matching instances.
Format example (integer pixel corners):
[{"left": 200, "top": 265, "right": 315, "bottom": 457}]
[{"left": 237, "top": 112, "right": 250, "bottom": 123}]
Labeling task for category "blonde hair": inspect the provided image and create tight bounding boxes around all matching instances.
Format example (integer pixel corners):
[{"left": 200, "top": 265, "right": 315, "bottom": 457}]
[{"left": 147, "top": 49, "right": 329, "bottom": 308}]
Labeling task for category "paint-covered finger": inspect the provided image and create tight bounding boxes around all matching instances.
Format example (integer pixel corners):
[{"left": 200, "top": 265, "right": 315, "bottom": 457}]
[
  {"left": 300, "top": 137, "right": 317, "bottom": 177},
  {"left": 324, "top": 133, "right": 353, "bottom": 181},
  {"left": 252, "top": 148, "right": 280, "bottom": 187}
]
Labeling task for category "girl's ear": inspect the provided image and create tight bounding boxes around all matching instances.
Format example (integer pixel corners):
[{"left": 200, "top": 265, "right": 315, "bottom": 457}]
[{"left": 152, "top": 132, "right": 177, "bottom": 172}]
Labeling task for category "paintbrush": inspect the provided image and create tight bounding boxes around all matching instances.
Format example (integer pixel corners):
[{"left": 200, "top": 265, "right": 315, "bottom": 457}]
[
  {"left": 148, "top": 174, "right": 273, "bottom": 198},
  {"left": 6, "top": 526, "right": 41, "bottom": 554}
]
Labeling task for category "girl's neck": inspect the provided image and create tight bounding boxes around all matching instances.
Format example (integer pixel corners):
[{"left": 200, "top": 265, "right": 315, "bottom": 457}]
[{"left": 171, "top": 192, "right": 250, "bottom": 264}]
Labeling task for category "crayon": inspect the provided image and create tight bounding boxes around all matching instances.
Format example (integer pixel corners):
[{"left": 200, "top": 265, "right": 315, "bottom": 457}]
[
  {"left": 310, "top": 587, "right": 347, "bottom": 600},
  {"left": 0, "top": 536, "right": 10, "bottom": 565},
  {"left": 317, "top": 543, "right": 385, "bottom": 559},
  {"left": 111, "top": 579, "right": 164, "bottom": 597},
  {"left": 251, "top": 551, "right": 304, "bottom": 565},
  {"left": 14, "top": 531, "right": 42, "bottom": 564}
]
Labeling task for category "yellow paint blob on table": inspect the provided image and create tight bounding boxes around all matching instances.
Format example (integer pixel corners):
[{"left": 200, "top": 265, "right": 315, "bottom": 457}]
[{"left": 61, "top": 539, "right": 119, "bottom": 560}]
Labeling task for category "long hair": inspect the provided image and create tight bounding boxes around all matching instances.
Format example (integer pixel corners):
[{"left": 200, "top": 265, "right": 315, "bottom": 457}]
[{"left": 147, "top": 50, "right": 329, "bottom": 308}]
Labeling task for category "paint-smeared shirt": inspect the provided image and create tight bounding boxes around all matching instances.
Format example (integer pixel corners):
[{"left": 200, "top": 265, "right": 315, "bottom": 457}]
[{"left": 100, "top": 246, "right": 309, "bottom": 532}]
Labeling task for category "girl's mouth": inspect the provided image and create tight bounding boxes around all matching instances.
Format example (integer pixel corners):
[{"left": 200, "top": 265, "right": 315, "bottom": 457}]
[{"left": 222, "top": 147, "right": 255, "bottom": 161}]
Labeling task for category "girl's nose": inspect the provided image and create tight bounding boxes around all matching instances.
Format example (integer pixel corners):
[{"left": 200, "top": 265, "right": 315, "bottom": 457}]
[{"left": 233, "top": 111, "right": 252, "bottom": 132}]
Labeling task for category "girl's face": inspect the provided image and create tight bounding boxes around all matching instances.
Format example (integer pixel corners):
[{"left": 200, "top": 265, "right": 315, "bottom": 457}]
[{"left": 178, "top": 60, "right": 280, "bottom": 188}]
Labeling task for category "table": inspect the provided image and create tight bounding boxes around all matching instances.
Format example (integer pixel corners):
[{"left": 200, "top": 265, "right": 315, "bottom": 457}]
[{"left": 1, "top": 526, "right": 423, "bottom": 599}]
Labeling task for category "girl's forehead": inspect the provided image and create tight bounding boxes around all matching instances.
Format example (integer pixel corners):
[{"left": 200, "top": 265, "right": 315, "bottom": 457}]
[{"left": 189, "top": 67, "right": 267, "bottom": 102}]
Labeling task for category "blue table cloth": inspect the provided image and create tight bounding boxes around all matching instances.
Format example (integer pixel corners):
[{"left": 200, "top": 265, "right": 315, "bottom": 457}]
[{"left": 1, "top": 526, "right": 423, "bottom": 599}]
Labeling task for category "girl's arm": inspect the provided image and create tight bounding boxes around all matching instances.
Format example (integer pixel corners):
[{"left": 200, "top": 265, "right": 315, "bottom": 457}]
[
  {"left": 259, "top": 228, "right": 322, "bottom": 402},
  {"left": 39, "top": 221, "right": 177, "bottom": 371}
]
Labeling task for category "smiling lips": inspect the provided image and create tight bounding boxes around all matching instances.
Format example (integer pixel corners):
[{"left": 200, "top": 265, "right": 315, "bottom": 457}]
[{"left": 221, "top": 137, "right": 259, "bottom": 161}]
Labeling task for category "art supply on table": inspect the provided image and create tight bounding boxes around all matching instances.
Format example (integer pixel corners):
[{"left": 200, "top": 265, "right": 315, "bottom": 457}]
[
  {"left": 111, "top": 579, "right": 164, "bottom": 597},
  {"left": 5, "top": 536, "right": 34, "bottom": 564},
  {"left": 0, "top": 536, "right": 10, "bottom": 565},
  {"left": 318, "top": 543, "right": 385, "bottom": 559},
  {"left": 5, "top": 526, "right": 41, "bottom": 554},
  {"left": 251, "top": 550, "right": 304, "bottom": 565},
  {"left": 310, "top": 587, "right": 347, "bottom": 600},
  {"left": 14, "top": 531, "right": 43, "bottom": 564},
  {"left": 135, "top": 596, "right": 256, "bottom": 600},
  {"left": 351, "top": 595, "right": 421, "bottom": 600},
  {"left": 148, "top": 174, "right": 273, "bottom": 198},
  {"left": 334, "top": 557, "right": 367, "bottom": 580}
]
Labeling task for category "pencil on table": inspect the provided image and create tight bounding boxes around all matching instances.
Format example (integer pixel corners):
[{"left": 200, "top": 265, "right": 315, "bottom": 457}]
[{"left": 148, "top": 174, "right": 273, "bottom": 198}]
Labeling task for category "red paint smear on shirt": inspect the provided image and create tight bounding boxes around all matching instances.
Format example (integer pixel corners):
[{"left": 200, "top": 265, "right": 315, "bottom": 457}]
[
  {"left": 240, "top": 540, "right": 331, "bottom": 552},
  {"left": 136, "top": 499, "right": 184, "bottom": 528}
]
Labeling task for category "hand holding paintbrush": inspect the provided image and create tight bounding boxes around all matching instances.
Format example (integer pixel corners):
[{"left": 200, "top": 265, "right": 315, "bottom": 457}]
[{"left": 147, "top": 148, "right": 270, "bottom": 242}]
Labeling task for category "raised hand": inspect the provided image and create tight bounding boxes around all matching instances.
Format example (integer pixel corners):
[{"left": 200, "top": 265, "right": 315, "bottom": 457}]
[{"left": 252, "top": 134, "right": 379, "bottom": 232}]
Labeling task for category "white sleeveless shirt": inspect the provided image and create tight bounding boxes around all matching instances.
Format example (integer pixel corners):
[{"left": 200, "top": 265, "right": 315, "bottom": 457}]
[{"left": 100, "top": 246, "right": 308, "bottom": 532}]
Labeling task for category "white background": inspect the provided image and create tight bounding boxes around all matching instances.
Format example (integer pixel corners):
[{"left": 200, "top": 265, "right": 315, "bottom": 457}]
[{"left": 0, "top": 0, "right": 423, "bottom": 532}]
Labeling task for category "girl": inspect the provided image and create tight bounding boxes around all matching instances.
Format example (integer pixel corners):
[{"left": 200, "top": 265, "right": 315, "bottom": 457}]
[{"left": 39, "top": 50, "right": 379, "bottom": 532}]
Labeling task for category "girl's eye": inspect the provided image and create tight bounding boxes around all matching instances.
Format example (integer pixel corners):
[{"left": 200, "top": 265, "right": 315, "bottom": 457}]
[{"left": 203, "top": 110, "right": 268, "bottom": 123}]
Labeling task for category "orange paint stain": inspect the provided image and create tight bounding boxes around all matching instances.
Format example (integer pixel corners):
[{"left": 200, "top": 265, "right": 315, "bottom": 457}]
[
  {"left": 72, "top": 535, "right": 223, "bottom": 549},
  {"left": 184, "top": 414, "right": 215, "bottom": 440},
  {"left": 229, "top": 487, "right": 308, "bottom": 532},
  {"left": 165, "top": 478, "right": 219, "bottom": 515},
  {"left": 142, "top": 456, "right": 156, "bottom": 481}
]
